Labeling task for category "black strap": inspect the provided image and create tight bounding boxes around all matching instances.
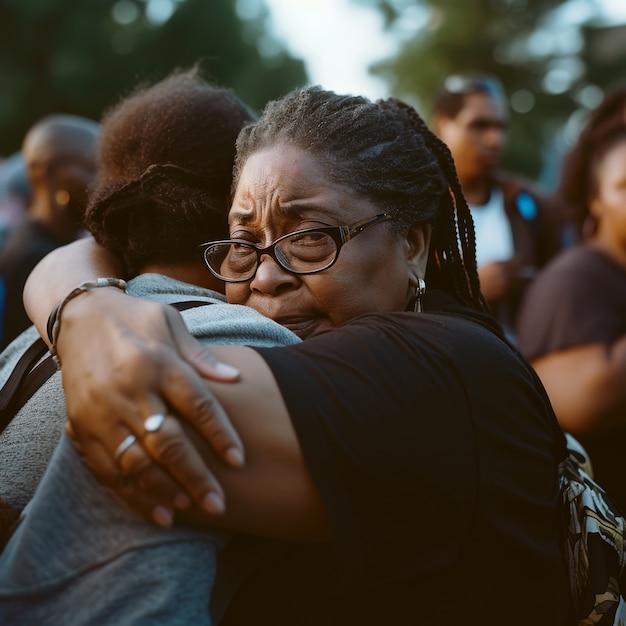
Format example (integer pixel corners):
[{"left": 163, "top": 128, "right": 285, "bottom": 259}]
[
  {"left": 0, "top": 299, "right": 214, "bottom": 436},
  {"left": 0, "top": 337, "right": 50, "bottom": 433}
]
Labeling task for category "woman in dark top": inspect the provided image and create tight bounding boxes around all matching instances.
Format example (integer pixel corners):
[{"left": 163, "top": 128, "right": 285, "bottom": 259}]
[
  {"left": 517, "top": 88, "right": 626, "bottom": 513},
  {"left": 13, "top": 87, "right": 570, "bottom": 624}
]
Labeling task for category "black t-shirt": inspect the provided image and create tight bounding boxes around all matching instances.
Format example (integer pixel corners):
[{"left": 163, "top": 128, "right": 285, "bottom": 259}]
[
  {"left": 517, "top": 245, "right": 626, "bottom": 513},
  {"left": 222, "top": 297, "right": 569, "bottom": 625},
  {"left": 517, "top": 245, "right": 626, "bottom": 359}
]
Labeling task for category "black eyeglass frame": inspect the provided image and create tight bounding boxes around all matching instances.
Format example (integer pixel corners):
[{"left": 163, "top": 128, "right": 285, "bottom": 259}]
[{"left": 199, "top": 213, "right": 392, "bottom": 283}]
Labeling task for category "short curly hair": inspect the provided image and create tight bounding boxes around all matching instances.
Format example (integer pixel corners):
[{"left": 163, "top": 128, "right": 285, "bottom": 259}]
[
  {"left": 234, "top": 86, "right": 486, "bottom": 312},
  {"left": 84, "top": 67, "right": 255, "bottom": 275}
]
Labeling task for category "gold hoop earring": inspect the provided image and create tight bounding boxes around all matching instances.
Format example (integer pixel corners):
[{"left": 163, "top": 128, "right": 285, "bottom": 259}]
[
  {"left": 55, "top": 190, "right": 70, "bottom": 206},
  {"left": 414, "top": 278, "right": 426, "bottom": 313}
]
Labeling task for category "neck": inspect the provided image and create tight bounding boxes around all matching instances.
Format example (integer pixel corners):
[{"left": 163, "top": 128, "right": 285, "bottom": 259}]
[
  {"left": 139, "top": 260, "right": 225, "bottom": 293},
  {"left": 459, "top": 176, "right": 493, "bottom": 205},
  {"left": 589, "top": 236, "right": 626, "bottom": 271}
]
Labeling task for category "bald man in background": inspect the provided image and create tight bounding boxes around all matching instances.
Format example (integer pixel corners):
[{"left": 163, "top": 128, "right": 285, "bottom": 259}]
[{"left": 0, "top": 114, "right": 99, "bottom": 348}]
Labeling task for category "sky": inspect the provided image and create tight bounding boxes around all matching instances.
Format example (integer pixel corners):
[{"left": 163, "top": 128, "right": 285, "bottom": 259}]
[
  {"left": 262, "top": 0, "right": 398, "bottom": 99},
  {"left": 262, "top": 0, "right": 626, "bottom": 100}
]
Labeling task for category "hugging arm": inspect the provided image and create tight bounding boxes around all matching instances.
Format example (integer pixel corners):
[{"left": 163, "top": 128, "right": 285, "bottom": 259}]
[
  {"left": 69, "top": 339, "right": 331, "bottom": 541},
  {"left": 22, "top": 237, "right": 254, "bottom": 523},
  {"left": 23, "top": 237, "right": 126, "bottom": 343},
  {"left": 22, "top": 238, "right": 330, "bottom": 539}
]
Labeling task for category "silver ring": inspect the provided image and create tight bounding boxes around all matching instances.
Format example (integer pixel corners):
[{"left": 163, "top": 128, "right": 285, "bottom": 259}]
[
  {"left": 114, "top": 434, "right": 137, "bottom": 462},
  {"left": 144, "top": 413, "right": 166, "bottom": 433}
]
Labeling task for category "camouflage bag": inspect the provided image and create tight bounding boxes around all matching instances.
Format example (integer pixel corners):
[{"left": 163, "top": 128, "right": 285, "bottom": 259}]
[{"left": 560, "top": 434, "right": 626, "bottom": 625}]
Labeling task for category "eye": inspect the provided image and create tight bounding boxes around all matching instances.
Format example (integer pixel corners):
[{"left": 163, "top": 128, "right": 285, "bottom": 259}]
[
  {"left": 282, "top": 231, "right": 336, "bottom": 264},
  {"left": 290, "top": 231, "right": 329, "bottom": 246}
]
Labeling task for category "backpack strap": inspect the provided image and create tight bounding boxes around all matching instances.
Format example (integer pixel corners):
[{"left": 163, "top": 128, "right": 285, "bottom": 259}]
[
  {"left": 0, "top": 299, "right": 214, "bottom": 436},
  {"left": 0, "top": 337, "right": 50, "bottom": 433}
]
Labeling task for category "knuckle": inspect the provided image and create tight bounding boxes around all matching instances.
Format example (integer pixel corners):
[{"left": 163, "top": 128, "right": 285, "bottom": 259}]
[
  {"left": 122, "top": 454, "right": 152, "bottom": 476},
  {"left": 149, "top": 434, "right": 189, "bottom": 467},
  {"left": 190, "top": 396, "right": 221, "bottom": 430}
]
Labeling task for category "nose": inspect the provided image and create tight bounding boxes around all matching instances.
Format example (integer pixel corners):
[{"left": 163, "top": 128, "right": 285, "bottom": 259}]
[
  {"left": 249, "top": 253, "right": 300, "bottom": 295},
  {"left": 485, "top": 125, "right": 506, "bottom": 150}
]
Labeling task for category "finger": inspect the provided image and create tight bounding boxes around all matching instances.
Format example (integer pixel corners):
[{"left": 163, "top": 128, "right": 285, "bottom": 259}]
[
  {"left": 104, "top": 473, "right": 177, "bottom": 529},
  {"left": 164, "top": 308, "right": 240, "bottom": 381},
  {"left": 117, "top": 431, "right": 192, "bottom": 509},
  {"left": 79, "top": 432, "right": 131, "bottom": 486},
  {"left": 115, "top": 440, "right": 189, "bottom": 526},
  {"left": 160, "top": 351, "right": 246, "bottom": 468},
  {"left": 64, "top": 421, "right": 86, "bottom": 457},
  {"left": 137, "top": 414, "right": 226, "bottom": 517}
]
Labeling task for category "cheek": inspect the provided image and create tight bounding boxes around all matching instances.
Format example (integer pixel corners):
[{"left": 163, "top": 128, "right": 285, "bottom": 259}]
[
  {"left": 322, "top": 258, "right": 408, "bottom": 321},
  {"left": 225, "top": 283, "right": 249, "bottom": 305}
]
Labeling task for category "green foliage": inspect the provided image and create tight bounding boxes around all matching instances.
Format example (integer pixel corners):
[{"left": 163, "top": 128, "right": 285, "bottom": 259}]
[
  {"left": 0, "top": 0, "right": 306, "bottom": 155},
  {"left": 357, "top": 0, "right": 625, "bottom": 186}
]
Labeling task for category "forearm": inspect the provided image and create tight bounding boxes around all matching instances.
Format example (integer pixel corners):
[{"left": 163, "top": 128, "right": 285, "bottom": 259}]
[
  {"left": 23, "top": 237, "right": 125, "bottom": 342},
  {"left": 56, "top": 293, "right": 328, "bottom": 539},
  {"left": 532, "top": 339, "right": 626, "bottom": 435},
  {"left": 135, "top": 345, "right": 330, "bottom": 541}
]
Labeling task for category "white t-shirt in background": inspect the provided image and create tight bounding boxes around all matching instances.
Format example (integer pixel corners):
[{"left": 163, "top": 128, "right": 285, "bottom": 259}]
[{"left": 469, "top": 188, "right": 514, "bottom": 267}]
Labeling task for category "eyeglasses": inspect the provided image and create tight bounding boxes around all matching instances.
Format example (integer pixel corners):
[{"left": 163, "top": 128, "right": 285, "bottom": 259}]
[
  {"left": 443, "top": 75, "right": 505, "bottom": 100},
  {"left": 200, "top": 213, "right": 392, "bottom": 283}
]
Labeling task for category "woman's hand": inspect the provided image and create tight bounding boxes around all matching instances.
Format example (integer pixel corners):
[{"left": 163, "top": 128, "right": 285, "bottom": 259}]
[{"left": 57, "top": 287, "right": 243, "bottom": 527}]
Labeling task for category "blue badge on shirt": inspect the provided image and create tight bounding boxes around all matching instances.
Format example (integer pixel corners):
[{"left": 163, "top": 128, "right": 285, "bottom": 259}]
[{"left": 515, "top": 191, "right": 537, "bottom": 221}]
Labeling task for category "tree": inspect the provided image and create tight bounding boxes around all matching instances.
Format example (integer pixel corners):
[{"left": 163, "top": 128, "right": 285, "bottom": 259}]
[
  {"left": 356, "top": 0, "right": 619, "bottom": 186},
  {"left": 0, "top": 0, "right": 306, "bottom": 155}
]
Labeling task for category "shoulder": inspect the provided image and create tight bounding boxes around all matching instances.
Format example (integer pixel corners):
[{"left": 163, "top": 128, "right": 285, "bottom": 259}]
[
  {"left": 127, "top": 275, "right": 301, "bottom": 349},
  {"left": 185, "top": 303, "right": 301, "bottom": 349},
  {"left": 261, "top": 311, "right": 522, "bottom": 386},
  {"left": 529, "top": 246, "right": 610, "bottom": 291},
  {"left": 496, "top": 172, "right": 547, "bottom": 200},
  {"left": 495, "top": 173, "right": 567, "bottom": 223},
  {"left": 516, "top": 245, "right": 624, "bottom": 357}
]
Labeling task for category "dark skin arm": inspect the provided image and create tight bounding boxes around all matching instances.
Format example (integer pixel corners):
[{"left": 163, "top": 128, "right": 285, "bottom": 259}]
[
  {"left": 25, "top": 239, "right": 331, "bottom": 539},
  {"left": 40, "top": 275, "right": 329, "bottom": 539}
]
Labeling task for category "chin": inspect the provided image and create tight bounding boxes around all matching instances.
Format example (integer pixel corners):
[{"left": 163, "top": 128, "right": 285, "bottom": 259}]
[{"left": 283, "top": 319, "right": 331, "bottom": 339}]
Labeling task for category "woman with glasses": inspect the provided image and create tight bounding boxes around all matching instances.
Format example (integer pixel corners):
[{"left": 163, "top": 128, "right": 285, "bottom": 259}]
[{"left": 4, "top": 87, "right": 570, "bottom": 624}]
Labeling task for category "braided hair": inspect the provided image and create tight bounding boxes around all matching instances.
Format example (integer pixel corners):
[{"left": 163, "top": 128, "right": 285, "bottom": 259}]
[
  {"left": 234, "top": 86, "right": 485, "bottom": 312},
  {"left": 84, "top": 67, "right": 255, "bottom": 275}
]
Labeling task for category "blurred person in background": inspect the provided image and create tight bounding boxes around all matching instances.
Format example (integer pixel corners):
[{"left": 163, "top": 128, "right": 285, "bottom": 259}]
[
  {"left": 0, "top": 67, "right": 272, "bottom": 531},
  {"left": 517, "top": 87, "right": 626, "bottom": 512},
  {"left": 431, "top": 72, "right": 574, "bottom": 341},
  {"left": 0, "top": 114, "right": 99, "bottom": 349},
  {"left": 0, "top": 153, "right": 31, "bottom": 249}
]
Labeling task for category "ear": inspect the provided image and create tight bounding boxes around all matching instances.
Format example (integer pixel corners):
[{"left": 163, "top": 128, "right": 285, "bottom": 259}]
[
  {"left": 405, "top": 222, "right": 431, "bottom": 288},
  {"left": 431, "top": 113, "right": 452, "bottom": 139},
  {"left": 588, "top": 196, "right": 603, "bottom": 221}
]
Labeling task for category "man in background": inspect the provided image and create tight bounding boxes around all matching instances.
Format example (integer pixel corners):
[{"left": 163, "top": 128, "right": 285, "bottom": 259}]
[
  {"left": 431, "top": 72, "right": 574, "bottom": 341},
  {"left": 0, "top": 114, "right": 99, "bottom": 348}
]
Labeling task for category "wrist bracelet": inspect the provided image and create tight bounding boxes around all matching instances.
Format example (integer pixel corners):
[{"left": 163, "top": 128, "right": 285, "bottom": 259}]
[{"left": 48, "top": 278, "right": 128, "bottom": 368}]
